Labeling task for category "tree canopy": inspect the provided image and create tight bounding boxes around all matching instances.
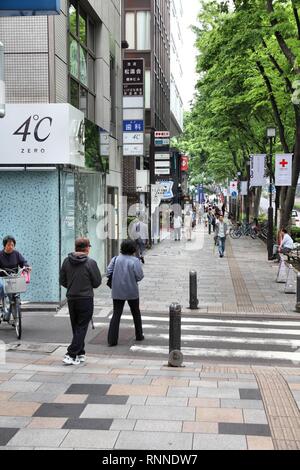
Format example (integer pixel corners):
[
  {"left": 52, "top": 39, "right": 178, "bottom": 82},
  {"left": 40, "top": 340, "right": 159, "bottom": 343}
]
[{"left": 176, "top": 0, "right": 300, "bottom": 225}]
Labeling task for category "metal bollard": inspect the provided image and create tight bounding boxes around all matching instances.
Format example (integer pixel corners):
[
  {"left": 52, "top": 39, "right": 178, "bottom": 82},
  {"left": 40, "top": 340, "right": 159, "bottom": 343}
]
[
  {"left": 208, "top": 223, "right": 211, "bottom": 235},
  {"left": 295, "top": 273, "right": 300, "bottom": 313},
  {"left": 189, "top": 271, "right": 199, "bottom": 310},
  {"left": 169, "top": 303, "right": 183, "bottom": 367}
]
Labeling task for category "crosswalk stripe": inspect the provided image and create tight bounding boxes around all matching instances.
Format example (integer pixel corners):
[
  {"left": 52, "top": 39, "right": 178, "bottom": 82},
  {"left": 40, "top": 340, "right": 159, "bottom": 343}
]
[
  {"left": 130, "top": 345, "right": 300, "bottom": 363},
  {"left": 121, "top": 314, "right": 300, "bottom": 328},
  {"left": 142, "top": 333, "right": 300, "bottom": 348}
]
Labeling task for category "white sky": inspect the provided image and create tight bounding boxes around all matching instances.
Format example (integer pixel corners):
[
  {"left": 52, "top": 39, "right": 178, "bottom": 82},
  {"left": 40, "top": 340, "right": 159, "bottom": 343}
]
[{"left": 181, "top": 1, "right": 200, "bottom": 110}]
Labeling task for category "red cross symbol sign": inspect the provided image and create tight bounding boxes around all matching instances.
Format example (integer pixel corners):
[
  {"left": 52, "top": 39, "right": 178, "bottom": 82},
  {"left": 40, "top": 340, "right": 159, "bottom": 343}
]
[{"left": 280, "top": 159, "right": 288, "bottom": 168}]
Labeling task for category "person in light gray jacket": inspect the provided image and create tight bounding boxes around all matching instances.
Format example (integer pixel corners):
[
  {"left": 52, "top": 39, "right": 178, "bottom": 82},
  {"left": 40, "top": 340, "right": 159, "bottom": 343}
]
[{"left": 107, "top": 240, "right": 144, "bottom": 347}]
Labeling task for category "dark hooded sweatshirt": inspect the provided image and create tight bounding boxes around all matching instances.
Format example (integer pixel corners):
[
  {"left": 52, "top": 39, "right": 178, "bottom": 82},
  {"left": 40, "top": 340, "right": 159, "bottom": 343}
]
[{"left": 60, "top": 253, "right": 102, "bottom": 299}]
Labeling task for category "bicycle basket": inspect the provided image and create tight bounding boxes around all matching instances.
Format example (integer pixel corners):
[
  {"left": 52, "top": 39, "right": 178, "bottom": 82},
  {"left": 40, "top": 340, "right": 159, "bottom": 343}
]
[{"left": 3, "top": 276, "right": 27, "bottom": 294}]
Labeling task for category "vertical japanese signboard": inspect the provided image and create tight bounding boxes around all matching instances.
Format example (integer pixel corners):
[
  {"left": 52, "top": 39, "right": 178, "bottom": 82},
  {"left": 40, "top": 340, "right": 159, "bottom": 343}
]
[{"left": 123, "top": 59, "right": 145, "bottom": 157}]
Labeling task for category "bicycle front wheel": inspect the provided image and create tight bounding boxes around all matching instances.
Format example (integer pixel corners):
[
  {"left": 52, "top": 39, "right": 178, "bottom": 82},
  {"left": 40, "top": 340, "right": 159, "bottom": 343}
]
[
  {"left": 230, "top": 228, "right": 241, "bottom": 239},
  {"left": 12, "top": 299, "right": 22, "bottom": 340}
]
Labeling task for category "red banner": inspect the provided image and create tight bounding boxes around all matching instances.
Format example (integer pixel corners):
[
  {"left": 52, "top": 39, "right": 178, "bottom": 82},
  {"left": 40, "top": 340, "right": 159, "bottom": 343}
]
[{"left": 181, "top": 156, "right": 189, "bottom": 172}]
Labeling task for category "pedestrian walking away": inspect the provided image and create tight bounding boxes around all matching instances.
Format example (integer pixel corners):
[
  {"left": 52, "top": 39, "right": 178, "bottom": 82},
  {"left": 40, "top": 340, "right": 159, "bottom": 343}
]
[
  {"left": 60, "top": 238, "right": 102, "bottom": 365},
  {"left": 215, "top": 216, "right": 228, "bottom": 258},
  {"left": 132, "top": 216, "right": 149, "bottom": 264},
  {"left": 173, "top": 213, "right": 183, "bottom": 241},
  {"left": 107, "top": 240, "right": 144, "bottom": 347},
  {"left": 184, "top": 211, "right": 193, "bottom": 241}
]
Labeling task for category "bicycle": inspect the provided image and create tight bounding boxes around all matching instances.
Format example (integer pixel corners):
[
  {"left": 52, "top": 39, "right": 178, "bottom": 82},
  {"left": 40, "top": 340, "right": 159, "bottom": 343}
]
[
  {"left": 229, "top": 222, "right": 258, "bottom": 240},
  {"left": 0, "top": 267, "right": 30, "bottom": 339}
]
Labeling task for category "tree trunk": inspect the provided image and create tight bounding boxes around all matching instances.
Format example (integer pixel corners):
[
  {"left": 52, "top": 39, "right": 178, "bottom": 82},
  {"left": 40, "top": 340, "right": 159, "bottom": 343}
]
[{"left": 281, "top": 111, "right": 300, "bottom": 228}]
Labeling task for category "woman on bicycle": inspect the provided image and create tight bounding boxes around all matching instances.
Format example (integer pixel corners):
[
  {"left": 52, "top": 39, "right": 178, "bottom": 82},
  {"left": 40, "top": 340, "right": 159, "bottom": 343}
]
[{"left": 0, "top": 235, "right": 30, "bottom": 321}]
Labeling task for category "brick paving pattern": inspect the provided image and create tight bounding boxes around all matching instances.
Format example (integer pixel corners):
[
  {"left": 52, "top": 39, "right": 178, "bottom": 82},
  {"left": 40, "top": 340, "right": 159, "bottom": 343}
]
[{"left": 0, "top": 352, "right": 299, "bottom": 450}]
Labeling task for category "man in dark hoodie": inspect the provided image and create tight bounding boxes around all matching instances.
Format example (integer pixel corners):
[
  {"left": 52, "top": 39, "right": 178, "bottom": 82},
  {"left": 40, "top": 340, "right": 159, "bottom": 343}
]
[{"left": 60, "top": 238, "right": 102, "bottom": 365}]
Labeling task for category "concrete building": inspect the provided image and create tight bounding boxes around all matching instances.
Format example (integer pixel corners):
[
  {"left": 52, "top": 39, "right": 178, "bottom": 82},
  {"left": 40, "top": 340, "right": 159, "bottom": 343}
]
[
  {"left": 122, "top": 0, "right": 184, "bottom": 240},
  {"left": 170, "top": 0, "right": 184, "bottom": 136},
  {"left": 0, "top": 0, "right": 123, "bottom": 303}
]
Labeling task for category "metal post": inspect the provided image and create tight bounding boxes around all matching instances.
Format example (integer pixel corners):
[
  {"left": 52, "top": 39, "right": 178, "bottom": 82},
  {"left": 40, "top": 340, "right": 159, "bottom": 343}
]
[
  {"left": 208, "top": 221, "right": 211, "bottom": 235},
  {"left": 168, "top": 303, "right": 183, "bottom": 367},
  {"left": 296, "top": 273, "right": 300, "bottom": 313},
  {"left": 267, "top": 137, "right": 274, "bottom": 260},
  {"left": 189, "top": 271, "right": 199, "bottom": 310}
]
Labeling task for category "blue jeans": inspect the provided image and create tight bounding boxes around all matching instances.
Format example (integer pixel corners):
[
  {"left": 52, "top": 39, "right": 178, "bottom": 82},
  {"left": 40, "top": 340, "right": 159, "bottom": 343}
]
[{"left": 219, "top": 237, "right": 226, "bottom": 256}]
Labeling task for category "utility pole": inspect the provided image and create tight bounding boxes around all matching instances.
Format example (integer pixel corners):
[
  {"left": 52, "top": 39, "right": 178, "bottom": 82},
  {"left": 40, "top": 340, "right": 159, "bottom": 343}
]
[{"left": 267, "top": 127, "right": 276, "bottom": 261}]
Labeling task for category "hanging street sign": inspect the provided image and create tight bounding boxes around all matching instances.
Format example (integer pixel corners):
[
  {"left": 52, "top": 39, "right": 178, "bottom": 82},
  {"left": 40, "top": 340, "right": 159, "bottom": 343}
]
[{"left": 275, "top": 154, "right": 293, "bottom": 187}]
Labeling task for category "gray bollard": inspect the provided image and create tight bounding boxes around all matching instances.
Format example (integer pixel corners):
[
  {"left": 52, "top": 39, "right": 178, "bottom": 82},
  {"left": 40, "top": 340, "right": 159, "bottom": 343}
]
[
  {"left": 189, "top": 271, "right": 199, "bottom": 310},
  {"left": 296, "top": 273, "right": 300, "bottom": 313},
  {"left": 169, "top": 303, "right": 183, "bottom": 367}
]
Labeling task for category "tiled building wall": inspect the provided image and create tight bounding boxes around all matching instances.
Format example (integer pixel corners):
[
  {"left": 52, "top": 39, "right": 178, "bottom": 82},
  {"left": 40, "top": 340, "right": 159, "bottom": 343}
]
[
  {"left": 0, "top": 16, "right": 49, "bottom": 103},
  {"left": 0, "top": 171, "right": 60, "bottom": 303}
]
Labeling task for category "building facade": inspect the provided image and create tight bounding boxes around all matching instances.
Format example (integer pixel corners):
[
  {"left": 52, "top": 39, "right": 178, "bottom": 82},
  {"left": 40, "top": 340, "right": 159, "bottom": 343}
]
[
  {"left": 0, "top": 0, "right": 123, "bottom": 303},
  {"left": 122, "top": 0, "right": 184, "bottom": 239}
]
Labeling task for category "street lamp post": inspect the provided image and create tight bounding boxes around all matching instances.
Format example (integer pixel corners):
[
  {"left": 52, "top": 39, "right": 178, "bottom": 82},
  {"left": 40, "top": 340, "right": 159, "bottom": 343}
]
[{"left": 267, "top": 127, "right": 276, "bottom": 261}]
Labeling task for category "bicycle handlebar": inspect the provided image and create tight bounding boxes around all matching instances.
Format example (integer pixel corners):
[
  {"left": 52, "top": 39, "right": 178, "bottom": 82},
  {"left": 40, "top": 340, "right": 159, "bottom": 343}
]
[{"left": 0, "top": 267, "right": 31, "bottom": 277}]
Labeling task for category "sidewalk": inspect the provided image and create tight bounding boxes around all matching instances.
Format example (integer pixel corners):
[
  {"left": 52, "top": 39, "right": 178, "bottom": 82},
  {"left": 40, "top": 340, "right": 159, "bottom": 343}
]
[
  {"left": 92, "top": 225, "right": 298, "bottom": 317},
  {"left": 0, "top": 349, "right": 299, "bottom": 450},
  {"left": 1, "top": 226, "right": 300, "bottom": 449}
]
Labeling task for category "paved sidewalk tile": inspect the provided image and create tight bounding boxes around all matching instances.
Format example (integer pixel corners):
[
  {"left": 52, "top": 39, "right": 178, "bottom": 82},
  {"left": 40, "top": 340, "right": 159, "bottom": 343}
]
[
  {"left": 221, "top": 399, "right": 264, "bottom": 410},
  {"left": 115, "top": 431, "right": 193, "bottom": 450},
  {"left": 134, "top": 420, "right": 182, "bottom": 433},
  {"left": 80, "top": 405, "right": 131, "bottom": 419},
  {"left": 0, "top": 428, "right": 19, "bottom": 446},
  {"left": 243, "top": 409, "right": 268, "bottom": 425},
  {"left": 193, "top": 434, "right": 247, "bottom": 450},
  {"left": 0, "top": 402, "right": 40, "bottom": 417},
  {"left": 182, "top": 422, "right": 218, "bottom": 434},
  {"left": 107, "top": 385, "right": 168, "bottom": 396},
  {"left": 27, "top": 417, "right": 67, "bottom": 429},
  {"left": 196, "top": 408, "right": 243, "bottom": 423},
  {"left": 60, "top": 430, "right": 119, "bottom": 449},
  {"left": 247, "top": 436, "right": 274, "bottom": 450},
  {"left": 128, "top": 405, "right": 195, "bottom": 421},
  {"left": 7, "top": 429, "right": 69, "bottom": 448}
]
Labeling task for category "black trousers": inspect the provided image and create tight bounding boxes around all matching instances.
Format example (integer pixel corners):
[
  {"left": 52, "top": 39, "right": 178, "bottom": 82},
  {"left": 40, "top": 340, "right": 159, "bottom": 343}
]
[
  {"left": 67, "top": 298, "right": 94, "bottom": 358},
  {"left": 108, "top": 298, "right": 143, "bottom": 346}
]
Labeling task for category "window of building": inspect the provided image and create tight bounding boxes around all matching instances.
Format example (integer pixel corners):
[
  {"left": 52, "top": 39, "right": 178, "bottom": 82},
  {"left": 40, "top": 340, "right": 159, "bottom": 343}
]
[
  {"left": 125, "top": 11, "right": 151, "bottom": 51},
  {"left": 68, "top": 0, "right": 96, "bottom": 121}
]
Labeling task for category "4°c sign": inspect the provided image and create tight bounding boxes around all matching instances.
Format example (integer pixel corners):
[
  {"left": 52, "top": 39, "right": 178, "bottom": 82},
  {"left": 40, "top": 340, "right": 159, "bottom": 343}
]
[{"left": 0, "top": 1, "right": 60, "bottom": 16}]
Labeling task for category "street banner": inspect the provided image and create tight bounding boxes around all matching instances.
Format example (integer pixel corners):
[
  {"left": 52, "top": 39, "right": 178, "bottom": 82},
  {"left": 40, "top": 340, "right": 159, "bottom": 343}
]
[
  {"left": 240, "top": 181, "right": 248, "bottom": 196},
  {"left": 275, "top": 154, "right": 293, "bottom": 187},
  {"left": 181, "top": 156, "right": 189, "bottom": 172},
  {"left": 250, "top": 154, "right": 266, "bottom": 187},
  {"left": 230, "top": 181, "right": 238, "bottom": 198}
]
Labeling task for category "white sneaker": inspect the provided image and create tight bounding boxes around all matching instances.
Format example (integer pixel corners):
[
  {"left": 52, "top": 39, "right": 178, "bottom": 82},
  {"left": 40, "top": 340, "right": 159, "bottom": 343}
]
[
  {"left": 78, "top": 355, "right": 86, "bottom": 363},
  {"left": 63, "top": 355, "right": 80, "bottom": 366}
]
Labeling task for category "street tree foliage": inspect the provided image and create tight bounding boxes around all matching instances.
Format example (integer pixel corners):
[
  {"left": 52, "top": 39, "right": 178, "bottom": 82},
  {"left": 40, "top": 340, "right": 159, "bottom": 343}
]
[{"left": 176, "top": 0, "right": 300, "bottom": 226}]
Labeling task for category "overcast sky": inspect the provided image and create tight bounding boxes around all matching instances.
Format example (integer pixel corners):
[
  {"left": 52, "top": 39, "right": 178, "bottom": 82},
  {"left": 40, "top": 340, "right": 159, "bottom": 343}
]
[{"left": 181, "top": 1, "right": 200, "bottom": 111}]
